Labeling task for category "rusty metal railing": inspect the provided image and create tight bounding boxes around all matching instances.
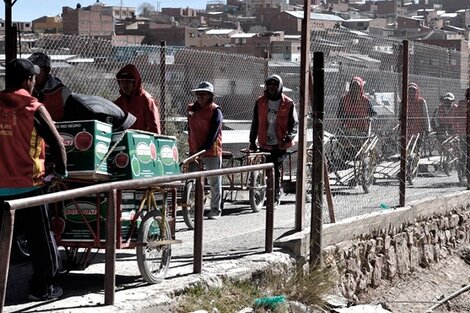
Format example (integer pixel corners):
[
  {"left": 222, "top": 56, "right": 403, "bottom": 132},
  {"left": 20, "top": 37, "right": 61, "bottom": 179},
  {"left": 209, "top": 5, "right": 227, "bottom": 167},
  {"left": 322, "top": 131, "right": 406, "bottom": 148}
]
[{"left": 0, "top": 163, "right": 274, "bottom": 311}]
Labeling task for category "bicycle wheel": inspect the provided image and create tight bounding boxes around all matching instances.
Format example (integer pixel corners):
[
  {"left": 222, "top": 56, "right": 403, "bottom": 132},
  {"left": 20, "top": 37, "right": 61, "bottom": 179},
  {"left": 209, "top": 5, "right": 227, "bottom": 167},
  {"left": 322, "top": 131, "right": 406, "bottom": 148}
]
[
  {"left": 136, "top": 210, "right": 171, "bottom": 284},
  {"left": 407, "top": 153, "right": 420, "bottom": 185},
  {"left": 361, "top": 155, "right": 375, "bottom": 194},
  {"left": 182, "top": 180, "right": 195, "bottom": 230},
  {"left": 249, "top": 170, "right": 266, "bottom": 212}
]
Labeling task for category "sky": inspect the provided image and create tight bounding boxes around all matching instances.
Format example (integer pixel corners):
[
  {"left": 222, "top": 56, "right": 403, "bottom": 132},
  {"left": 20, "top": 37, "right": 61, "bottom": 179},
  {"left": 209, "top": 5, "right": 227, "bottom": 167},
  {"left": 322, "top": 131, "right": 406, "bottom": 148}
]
[{"left": 0, "top": 0, "right": 211, "bottom": 21}]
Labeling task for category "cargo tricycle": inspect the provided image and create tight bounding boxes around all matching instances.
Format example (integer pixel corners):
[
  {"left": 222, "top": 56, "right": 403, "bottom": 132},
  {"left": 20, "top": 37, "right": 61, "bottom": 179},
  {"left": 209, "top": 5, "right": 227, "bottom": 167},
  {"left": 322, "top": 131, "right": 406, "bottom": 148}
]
[
  {"left": 48, "top": 122, "right": 182, "bottom": 284},
  {"left": 179, "top": 149, "right": 269, "bottom": 230}
]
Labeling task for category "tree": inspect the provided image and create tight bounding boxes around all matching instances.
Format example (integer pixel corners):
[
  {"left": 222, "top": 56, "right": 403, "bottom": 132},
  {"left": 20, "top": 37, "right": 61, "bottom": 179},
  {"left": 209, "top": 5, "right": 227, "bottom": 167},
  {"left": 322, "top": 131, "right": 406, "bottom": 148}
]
[{"left": 138, "top": 2, "right": 156, "bottom": 17}]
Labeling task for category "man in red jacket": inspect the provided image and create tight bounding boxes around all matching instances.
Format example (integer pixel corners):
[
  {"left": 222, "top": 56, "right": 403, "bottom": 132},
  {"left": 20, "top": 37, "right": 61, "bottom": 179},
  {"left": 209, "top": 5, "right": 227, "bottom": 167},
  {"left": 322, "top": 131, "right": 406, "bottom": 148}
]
[
  {"left": 114, "top": 64, "right": 161, "bottom": 134},
  {"left": 0, "top": 58, "right": 67, "bottom": 301},
  {"left": 28, "top": 52, "right": 72, "bottom": 121},
  {"left": 187, "top": 81, "right": 223, "bottom": 219},
  {"left": 249, "top": 75, "right": 298, "bottom": 206}
]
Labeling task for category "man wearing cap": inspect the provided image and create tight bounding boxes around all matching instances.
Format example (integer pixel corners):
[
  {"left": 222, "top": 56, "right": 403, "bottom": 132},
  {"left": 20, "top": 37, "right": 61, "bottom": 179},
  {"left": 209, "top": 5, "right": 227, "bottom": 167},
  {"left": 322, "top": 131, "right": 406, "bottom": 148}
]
[
  {"left": 28, "top": 52, "right": 72, "bottom": 121},
  {"left": 249, "top": 74, "right": 298, "bottom": 206},
  {"left": 187, "top": 81, "right": 223, "bottom": 219},
  {"left": 114, "top": 64, "right": 161, "bottom": 134},
  {"left": 0, "top": 58, "right": 67, "bottom": 300},
  {"left": 407, "top": 82, "right": 431, "bottom": 139},
  {"left": 433, "top": 92, "right": 466, "bottom": 137}
]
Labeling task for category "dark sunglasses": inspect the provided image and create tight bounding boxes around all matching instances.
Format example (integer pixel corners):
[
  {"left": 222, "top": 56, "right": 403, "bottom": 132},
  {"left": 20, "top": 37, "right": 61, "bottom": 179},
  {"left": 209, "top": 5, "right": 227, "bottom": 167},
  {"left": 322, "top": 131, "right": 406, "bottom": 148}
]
[{"left": 196, "top": 92, "right": 210, "bottom": 96}]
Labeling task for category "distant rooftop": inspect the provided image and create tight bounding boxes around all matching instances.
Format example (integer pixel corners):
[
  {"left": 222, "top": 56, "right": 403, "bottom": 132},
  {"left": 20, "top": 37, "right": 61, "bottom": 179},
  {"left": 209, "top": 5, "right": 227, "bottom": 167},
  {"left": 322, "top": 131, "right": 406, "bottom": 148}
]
[
  {"left": 285, "top": 11, "right": 345, "bottom": 22},
  {"left": 206, "top": 29, "right": 236, "bottom": 35},
  {"left": 231, "top": 33, "right": 256, "bottom": 38}
]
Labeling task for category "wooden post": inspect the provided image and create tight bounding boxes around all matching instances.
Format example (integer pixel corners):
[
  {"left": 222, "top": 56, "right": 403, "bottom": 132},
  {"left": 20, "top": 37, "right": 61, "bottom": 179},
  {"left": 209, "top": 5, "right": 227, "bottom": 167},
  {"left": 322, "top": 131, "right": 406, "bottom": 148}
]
[{"left": 295, "top": 0, "right": 312, "bottom": 232}]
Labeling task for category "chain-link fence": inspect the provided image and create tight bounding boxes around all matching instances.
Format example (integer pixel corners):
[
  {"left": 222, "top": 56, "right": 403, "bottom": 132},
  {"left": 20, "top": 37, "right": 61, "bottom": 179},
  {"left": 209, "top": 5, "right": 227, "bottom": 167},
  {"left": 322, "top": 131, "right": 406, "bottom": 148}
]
[
  {"left": 304, "top": 29, "right": 469, "bottom": 223},
  {"left": 9, "top": 32, "right": 469, "bottom": 225}
]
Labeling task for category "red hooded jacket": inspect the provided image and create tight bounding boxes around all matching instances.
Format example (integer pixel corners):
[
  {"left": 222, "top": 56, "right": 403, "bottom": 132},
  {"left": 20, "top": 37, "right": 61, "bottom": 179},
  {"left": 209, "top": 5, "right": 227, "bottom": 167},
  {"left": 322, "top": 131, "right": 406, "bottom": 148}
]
[
  {"left": 114, "top": 64, "right": 161, "bottom": 134},
  {"left": 338, "top": 76, "right": 375, "bottom": 133},
  {"left": 0, "top": 89, "right": 46, "bottom": 187},
  {"left": 407, "top": 83, "right": 430, "bottom": 137}
]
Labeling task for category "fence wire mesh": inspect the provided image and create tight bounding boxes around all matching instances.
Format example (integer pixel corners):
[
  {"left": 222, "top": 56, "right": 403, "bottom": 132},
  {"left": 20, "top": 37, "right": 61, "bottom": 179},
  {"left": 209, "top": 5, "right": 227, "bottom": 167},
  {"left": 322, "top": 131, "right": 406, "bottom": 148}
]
[{"left": 14, "top": 33, "right": 469, "bottom": 226}]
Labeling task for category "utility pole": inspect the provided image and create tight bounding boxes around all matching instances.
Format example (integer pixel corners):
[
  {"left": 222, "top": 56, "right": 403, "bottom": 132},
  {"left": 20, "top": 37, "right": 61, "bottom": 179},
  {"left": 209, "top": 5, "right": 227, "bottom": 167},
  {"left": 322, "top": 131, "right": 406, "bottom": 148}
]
[{"left": 4, "top": 0, "right": 18, "bottom": 64}]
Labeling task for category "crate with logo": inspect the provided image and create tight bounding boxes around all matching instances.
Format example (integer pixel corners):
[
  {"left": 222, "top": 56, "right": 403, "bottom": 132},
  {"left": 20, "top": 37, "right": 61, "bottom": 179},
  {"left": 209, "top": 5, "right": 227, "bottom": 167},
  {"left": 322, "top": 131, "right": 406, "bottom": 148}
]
[
  {"left": 53, "top": 188, "right": 142, "bottom": 242},
  {"left": 154, "top": 135, "right": 180, "bottom": 175},
  {"left": 55, "top": 120, "right": 112, "bottom": 179},
  {"left": 108, "top": 130, "right": 165, "bottom": 180}
]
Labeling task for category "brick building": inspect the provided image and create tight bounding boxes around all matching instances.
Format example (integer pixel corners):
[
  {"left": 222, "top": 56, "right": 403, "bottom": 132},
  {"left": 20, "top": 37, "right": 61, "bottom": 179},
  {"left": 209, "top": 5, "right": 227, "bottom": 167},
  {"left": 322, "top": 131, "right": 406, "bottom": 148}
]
[{"left": 32, "top": 16, "right": 62, "bottom": 34}]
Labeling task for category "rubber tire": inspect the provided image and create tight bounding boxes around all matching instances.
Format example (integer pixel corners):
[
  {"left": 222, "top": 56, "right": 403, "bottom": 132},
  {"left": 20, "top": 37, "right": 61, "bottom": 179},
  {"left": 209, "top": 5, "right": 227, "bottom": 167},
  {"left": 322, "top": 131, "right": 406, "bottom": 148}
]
[
  {"left": 136, "top": 210, "right": 172, "bottom": 284},
  {"left": 182, "top": 181, "right": 195, "bottom": 230},
  {"left": 249, "top": 170, "right": 266, "bottom": 213}
]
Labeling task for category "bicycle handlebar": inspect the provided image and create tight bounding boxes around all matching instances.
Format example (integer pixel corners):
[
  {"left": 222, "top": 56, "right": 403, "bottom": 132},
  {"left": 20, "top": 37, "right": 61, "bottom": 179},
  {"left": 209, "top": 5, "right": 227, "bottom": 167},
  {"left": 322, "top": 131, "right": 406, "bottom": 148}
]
[{"left": 180, "top": 150, "right": 206, "bottom": 166}]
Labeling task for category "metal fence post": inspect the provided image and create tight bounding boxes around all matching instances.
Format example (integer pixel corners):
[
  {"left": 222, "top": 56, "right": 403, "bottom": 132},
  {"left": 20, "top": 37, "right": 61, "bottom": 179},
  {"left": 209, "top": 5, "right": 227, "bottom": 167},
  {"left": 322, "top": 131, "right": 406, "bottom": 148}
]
[
  {"left": 265, "top": 166, "right": 274, "bottom": 253},
  {"left": 399, "top": 40, "right": 409, "bottom": 207},
  {"left": 0, "top": 203, "right": 14, "bottom": 312},
  {"left": 104, "top": 189, "right": 117, "bottom": 305},
  {"left": 193, "top": 177, "right": 204, "bottom": 274},
  {"left": 295, "top": 0, "right": 312, "bottom": 232},
  {"left": 160, "top": 40, "right": 167, "bottom": 134},
  {"left": 467, "top": 87, "right": 470, "bottom": 190},
  {"left": 310, "top": 52, "right": 324, "bottom": 266}
]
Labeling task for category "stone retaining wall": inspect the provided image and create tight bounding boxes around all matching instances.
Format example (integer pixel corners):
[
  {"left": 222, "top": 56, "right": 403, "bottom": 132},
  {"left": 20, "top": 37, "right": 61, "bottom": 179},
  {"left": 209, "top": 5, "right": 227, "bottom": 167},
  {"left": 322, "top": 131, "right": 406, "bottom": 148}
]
[{"left": 274, "top": 190, "right": 470, "bottom": 300}]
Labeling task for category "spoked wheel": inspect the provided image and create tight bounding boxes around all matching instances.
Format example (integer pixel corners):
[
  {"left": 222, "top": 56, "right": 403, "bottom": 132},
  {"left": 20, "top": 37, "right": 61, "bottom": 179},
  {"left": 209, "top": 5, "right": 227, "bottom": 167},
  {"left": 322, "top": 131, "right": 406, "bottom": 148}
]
[
  {"left": 441, "top": 150, "right": 455, "bottom": 176},
  {"left": 249, "top": 170, "right": 266, "bottom": 212},
  {"left": 182, "top": 180, "right": 195, "bottom": 230},
  {"left": 406, "top": 153, "right": 420, "bottom": 185},
  {"left": 136, "top": 210, "right": 172, "bottom": 284},
  {"left": 12, "top": 233, "right": 30, "bottom": 260}
]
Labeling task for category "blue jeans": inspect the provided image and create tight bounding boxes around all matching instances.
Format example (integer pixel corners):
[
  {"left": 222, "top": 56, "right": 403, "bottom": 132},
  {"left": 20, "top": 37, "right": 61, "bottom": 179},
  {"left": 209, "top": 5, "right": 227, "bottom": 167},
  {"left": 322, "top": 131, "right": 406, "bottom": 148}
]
[{"left": 189, "top": 156, "right": 222, "bottom": 214}]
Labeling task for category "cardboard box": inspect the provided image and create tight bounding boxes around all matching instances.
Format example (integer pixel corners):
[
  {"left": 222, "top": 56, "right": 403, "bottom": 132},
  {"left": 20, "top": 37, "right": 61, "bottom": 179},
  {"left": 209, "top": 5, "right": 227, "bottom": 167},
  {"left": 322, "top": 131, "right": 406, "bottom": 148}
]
[
  {"left": 55, "top": 120, "right": 112, "bottom": 177},
  {"left": 109, "top": 130, "right": 180, "bottom": 180},
  {"left": 155, "top": 135, "right": 180, "bottom": 175},
  {"left": 56, "top": 190, "right": 142, "bottom": 242}
]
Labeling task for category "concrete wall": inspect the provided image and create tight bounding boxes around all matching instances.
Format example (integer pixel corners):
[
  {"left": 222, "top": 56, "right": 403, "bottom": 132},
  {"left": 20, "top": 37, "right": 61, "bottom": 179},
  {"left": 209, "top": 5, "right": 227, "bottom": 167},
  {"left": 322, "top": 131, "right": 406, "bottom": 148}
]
[{"left": 275, "top": 190, "right": 470, "bottom": 300}]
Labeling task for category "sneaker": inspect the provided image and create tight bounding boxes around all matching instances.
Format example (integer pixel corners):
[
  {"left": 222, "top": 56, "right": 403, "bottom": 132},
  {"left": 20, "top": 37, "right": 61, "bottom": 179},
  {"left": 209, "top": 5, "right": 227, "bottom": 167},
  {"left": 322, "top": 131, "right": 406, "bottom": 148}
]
[
  {"left": 208, "top": 211, "right": 221, "bottom": 220},
  {"left": 28, "top": 285, "right": 63, "bottom": 301}
]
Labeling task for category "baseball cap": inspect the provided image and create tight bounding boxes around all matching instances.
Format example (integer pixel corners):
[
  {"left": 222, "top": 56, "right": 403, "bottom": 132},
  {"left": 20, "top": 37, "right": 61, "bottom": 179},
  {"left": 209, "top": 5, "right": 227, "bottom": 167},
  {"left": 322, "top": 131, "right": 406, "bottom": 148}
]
[
  {"left": 28, "top": 52, "right": 51, "bottom": 68},
  {"left": 191, "top": 81, "right": 214, "bottom": 95},
  {"left": 442, "top": 92, "right": 455, "bottom": 101},
  {"left": 6, "top": 58, "right": 40, "bottom": 82}
]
